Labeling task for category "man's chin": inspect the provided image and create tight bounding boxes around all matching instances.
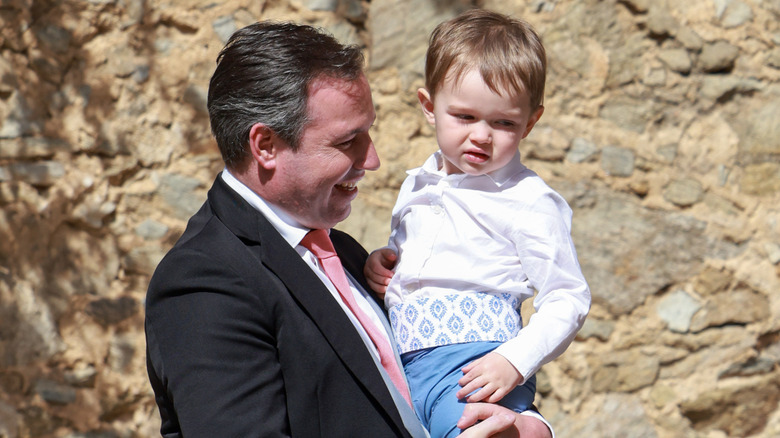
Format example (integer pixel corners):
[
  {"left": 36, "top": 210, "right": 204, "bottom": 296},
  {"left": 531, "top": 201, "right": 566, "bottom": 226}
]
[
  {"left": 310, "top": 206, "right": 351, "bottom": 230},
  {"left": 330, "top": 205, "right": 352, "bottom": 227}
]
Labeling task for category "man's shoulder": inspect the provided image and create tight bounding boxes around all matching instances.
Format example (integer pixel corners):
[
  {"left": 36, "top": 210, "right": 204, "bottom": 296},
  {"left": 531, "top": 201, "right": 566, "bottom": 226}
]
[{"left": 147, "top": 191, "right": 249, "bottom": 292}]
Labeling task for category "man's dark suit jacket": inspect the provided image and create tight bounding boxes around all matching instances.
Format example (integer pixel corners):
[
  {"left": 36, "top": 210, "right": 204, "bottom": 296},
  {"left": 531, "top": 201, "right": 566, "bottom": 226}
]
[{"left": 145, "top": 175, "right": 414, "bottom": 437}]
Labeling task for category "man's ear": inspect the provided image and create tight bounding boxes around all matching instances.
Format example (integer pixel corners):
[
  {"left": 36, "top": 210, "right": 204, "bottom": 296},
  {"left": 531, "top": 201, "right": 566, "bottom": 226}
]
[
  {"left": 522, "top": 105, "right": 545, "bottom": 139},
  {"left": 249, "top": 123, "right": 277, "bottom": 170},
  {"left": 417, "top": 88, "right": 436, "bottom": 125}
]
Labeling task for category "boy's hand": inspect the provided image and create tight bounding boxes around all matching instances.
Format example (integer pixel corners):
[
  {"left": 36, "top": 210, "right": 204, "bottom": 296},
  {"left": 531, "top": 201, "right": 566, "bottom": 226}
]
[
  {"left": 457, "top": 352, "right": 522, "bottom": 403},
  {"left": 363, "top": 247, "right": 398, "bottom": 299}
]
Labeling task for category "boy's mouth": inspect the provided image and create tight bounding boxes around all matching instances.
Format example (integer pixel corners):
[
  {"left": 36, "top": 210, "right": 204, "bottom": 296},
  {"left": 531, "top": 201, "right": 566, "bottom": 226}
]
[{"left": 465, "top": 151, "right": 489, "bottom": 163}]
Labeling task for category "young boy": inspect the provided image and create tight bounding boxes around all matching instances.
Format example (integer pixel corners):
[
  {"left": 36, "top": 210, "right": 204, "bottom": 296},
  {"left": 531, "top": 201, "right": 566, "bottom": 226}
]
[{"left": 365, "top": 9, "right": 591, "bottom": 438}]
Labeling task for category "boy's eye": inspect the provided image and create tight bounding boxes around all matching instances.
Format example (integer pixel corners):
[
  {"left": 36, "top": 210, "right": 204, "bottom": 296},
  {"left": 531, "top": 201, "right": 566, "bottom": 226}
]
[
  {"left": 455, "top": 114, "right": 474, "bottom": 120},
  {"left": 496, "top": 120, "right": 515, "bottom": 127}
]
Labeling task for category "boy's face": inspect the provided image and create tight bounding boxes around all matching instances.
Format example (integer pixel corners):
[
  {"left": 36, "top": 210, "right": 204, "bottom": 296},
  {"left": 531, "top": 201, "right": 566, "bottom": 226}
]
[{"left": 419, "top": 68, "right": 543, "bottom": 176}]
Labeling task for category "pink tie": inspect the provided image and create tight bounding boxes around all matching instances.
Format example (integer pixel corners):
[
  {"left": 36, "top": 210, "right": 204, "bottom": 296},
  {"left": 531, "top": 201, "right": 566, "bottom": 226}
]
[{"left": 301, "top": 229, "right": 412, "bottom": 406}]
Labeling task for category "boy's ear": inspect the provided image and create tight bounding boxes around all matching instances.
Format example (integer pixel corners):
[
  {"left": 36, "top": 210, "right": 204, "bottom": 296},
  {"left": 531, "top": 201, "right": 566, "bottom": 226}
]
[
  {"left": 417, "top": 88, "right": 436, "bottom": 125},
  {"left": 248, "top": 123, "right": 277, "bottom": 170},
  {"left": 522, "top": 105, "right": 545, "bottom": 139}
]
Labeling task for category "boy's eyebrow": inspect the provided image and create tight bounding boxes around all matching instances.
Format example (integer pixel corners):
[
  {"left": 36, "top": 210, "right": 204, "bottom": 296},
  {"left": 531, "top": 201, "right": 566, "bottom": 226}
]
[{"left": 447, "top": 103, "right": 525, "bottom": 117}]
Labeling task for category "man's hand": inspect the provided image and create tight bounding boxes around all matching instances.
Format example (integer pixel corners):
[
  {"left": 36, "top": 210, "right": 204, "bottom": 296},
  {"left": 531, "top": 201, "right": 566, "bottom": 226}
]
[
  {"left": 457, "top": 352, "right": 522, "bottom": 403},
  {"left": 363, "top": 247, "right": 397, "bottom": 298},
  {"left": 456, "top": 403, "right": 516, "bottom": 438},
  {"left": 456, "top": 403, "right": 552, "bottom": 438}
]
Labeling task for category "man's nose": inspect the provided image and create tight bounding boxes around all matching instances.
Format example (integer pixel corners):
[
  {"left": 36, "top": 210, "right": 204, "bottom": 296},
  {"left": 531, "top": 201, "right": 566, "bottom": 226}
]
[{"left": 357, "top": 137, "right": 380, "bottom": 171}]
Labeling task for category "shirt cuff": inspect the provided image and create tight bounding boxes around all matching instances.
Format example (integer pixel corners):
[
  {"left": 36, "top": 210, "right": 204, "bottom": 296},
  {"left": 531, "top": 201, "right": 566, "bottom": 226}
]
[{"left": 520, "top": 408, "right": 555, "bottom": 438}]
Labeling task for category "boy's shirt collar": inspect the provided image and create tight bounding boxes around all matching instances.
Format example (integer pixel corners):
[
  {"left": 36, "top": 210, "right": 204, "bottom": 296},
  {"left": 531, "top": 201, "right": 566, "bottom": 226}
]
[{"left": 408, "top": 149, "right": 526, "bottom": 188}]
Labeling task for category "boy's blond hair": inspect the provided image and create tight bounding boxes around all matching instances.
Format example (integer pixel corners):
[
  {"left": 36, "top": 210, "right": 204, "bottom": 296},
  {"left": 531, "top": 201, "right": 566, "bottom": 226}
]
[{"left": 424, "top": 8, "right": 547, "bottom": 109}]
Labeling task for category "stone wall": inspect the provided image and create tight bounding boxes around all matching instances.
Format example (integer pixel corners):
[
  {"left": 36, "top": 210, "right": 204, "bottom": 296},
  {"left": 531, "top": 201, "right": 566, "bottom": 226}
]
[{"left": 0, "top": 0, "right": 778, "bottom": 436}]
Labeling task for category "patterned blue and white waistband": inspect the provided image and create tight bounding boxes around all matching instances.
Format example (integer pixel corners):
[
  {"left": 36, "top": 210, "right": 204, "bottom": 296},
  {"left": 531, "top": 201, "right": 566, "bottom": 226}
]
[{"left": 388, "top": 292, "right": 521, "bottom": 354}]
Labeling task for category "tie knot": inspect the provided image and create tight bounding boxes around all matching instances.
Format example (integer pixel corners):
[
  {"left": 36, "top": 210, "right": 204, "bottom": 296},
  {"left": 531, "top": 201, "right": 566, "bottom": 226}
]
[{"left": 300, "top": 229, "right": 337, "bottom": 259}]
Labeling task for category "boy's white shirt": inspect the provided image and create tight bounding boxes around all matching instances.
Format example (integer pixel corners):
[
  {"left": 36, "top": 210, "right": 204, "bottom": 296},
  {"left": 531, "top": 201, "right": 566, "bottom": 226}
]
[{"left": 384, "top": 150, "right": 591, "bottom": 382}]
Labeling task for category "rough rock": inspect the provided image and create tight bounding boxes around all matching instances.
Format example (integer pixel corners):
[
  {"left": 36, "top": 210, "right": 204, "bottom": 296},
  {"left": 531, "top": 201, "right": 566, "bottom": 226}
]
[{"left": 0, "top": 1, "right": 778, "bottom": 437}]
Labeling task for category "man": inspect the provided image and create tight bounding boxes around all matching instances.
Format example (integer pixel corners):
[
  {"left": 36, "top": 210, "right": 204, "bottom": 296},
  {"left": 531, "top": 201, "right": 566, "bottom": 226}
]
[{"left": 145, "top": 21, "right": 551, "bottom": 437}]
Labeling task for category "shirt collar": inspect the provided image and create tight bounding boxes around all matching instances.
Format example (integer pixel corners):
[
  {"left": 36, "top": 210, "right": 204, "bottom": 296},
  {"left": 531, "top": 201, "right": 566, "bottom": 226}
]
[
  {"left": 220, "top": 168, "right": 310, "bottom": 247},
  {"left": 408, "top": 149, "right": 526, "bottom": 187}
]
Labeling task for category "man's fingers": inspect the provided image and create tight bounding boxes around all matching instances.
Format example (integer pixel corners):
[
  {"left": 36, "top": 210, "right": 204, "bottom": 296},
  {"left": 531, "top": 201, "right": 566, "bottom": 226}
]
[
  {"left": 456, "top": 414, "right": 515, "bottom": 437},
  {"left": 456, "top": 404, "right": 515, "bottom": 437}
]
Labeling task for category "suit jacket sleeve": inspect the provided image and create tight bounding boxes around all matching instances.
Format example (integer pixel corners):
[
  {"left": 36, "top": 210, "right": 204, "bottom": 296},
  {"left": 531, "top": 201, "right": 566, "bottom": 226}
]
[{"left": 146, "top": 231, "right": 290, "bottom": 437}]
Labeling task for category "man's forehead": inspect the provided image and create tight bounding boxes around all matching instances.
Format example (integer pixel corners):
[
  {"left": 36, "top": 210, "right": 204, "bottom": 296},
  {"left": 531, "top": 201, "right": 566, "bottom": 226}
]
[
  {"left": 308, "top": 74, "right": 369, "bottom": 98},
  {"left": 307, "top": 75, "right": 373, "bottom": 109},
  {"left": 303, "top": 74, "right": 375, "bottom": 134}
]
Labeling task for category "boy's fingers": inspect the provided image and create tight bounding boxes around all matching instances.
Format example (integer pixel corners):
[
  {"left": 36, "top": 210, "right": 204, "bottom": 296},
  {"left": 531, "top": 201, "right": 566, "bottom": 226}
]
[
  {"left": 457, "top": 377, "right": 484, "bottom": 400},
  {"left": 456, "top": 383, "right": 475, "bottom": 400},
  {"left": 458, "top": 371, "right": 473, "bottom": 386},
  {"left": 366, "top": 279, "right": 387, "bottom": 296},
  {"left": 466, "top": 385, "right": 493, "bottom": 403},
  {"left": 378, "top": 248, "right": 398, "bottom": 268}
]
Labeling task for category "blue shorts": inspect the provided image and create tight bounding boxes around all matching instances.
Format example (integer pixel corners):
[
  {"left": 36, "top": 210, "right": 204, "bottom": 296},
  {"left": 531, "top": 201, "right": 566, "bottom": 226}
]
[{"left": 401, "top": 341, "right": 536, "bottom": 438}]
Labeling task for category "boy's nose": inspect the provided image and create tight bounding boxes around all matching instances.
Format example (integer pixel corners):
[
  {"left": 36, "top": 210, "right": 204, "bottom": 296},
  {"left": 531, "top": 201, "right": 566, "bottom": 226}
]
[{"left": 469, "top": 122, "right": 492, "bottom": 144}]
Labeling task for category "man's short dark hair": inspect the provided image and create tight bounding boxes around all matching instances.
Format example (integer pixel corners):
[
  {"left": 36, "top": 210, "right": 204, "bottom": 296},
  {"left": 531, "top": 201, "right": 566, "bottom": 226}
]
[{"left": 207, "top": 21, "right": 366, "bottom": 168}]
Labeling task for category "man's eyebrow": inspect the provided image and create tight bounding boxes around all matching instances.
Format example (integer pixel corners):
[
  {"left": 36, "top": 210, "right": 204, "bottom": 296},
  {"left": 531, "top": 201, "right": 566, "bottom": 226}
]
[
  {"left": 352, "top": 115, "right": 377, "bottom": 133},
  {"left": 341, "top": 127, "right": 366, "bottom": 139},
  {"left": 336, "top": 123, "right": 374, "bottom": 143}
]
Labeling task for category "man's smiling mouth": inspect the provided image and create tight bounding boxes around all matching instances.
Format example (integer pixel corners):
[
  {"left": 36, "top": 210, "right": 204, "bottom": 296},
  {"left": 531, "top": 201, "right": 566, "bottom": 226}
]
[{"left": 336, "top": 181, "right": 358, "bottom": 191}]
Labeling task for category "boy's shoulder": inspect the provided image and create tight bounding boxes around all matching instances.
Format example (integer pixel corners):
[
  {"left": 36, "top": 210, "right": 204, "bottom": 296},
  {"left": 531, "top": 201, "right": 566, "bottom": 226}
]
[
  {"left": 497, "top": 168, "right": 573, "bottom": 216},
  {"left": 503, "top": 165, "right": 556, "bottom": 195}
]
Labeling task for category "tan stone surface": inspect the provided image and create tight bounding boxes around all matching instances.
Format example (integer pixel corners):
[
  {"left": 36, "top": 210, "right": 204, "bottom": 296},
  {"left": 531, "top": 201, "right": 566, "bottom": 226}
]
[{"left": 0, "top": 0, "right": 778, "bottom": 436}]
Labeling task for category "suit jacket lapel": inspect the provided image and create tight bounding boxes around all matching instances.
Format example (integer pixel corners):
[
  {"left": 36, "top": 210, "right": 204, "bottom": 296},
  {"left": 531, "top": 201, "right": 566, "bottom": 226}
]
[
  {"left": 206, "top": 176, "right": 410, "bottom": 435},
  {"left": 334, "top": 234, "right": 427, "bottom": 438},
  {"left": 331, "top": 230, "right": 413, "bottom": 395}
]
